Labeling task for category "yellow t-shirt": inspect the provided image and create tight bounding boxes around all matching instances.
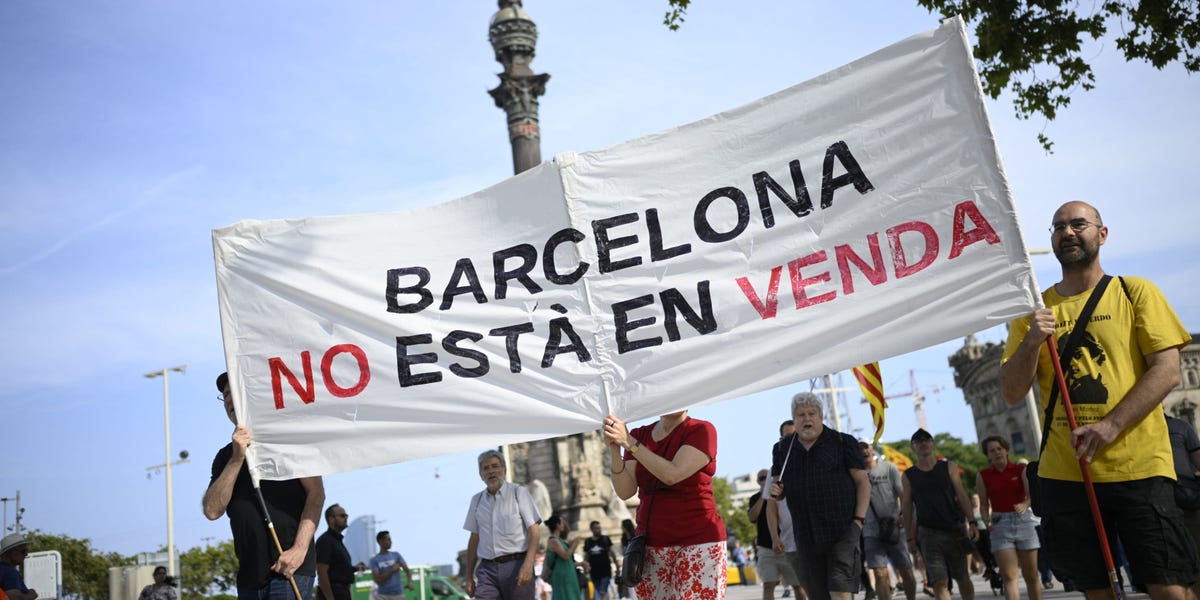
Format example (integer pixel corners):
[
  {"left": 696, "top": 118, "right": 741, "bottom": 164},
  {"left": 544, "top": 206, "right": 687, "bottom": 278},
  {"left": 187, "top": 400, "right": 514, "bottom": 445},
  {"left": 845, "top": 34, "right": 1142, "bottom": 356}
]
[{"left": 1002, "top": 276, "right": 1191, "bottom": 482}]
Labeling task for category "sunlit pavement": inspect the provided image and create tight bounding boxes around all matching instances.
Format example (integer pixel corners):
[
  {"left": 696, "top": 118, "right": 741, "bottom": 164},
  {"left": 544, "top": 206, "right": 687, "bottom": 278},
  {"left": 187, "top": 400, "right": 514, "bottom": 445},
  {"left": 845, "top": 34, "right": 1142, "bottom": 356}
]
[{"left": 719, "top": 573, "right": 1154, "bottom": 600}]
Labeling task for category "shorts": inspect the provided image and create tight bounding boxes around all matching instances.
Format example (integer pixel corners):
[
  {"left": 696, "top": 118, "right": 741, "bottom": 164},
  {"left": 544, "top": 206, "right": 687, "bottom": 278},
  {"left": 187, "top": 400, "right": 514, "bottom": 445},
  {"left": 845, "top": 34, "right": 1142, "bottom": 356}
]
[
  {"left": 794, "top": 525, "right": 861, "bottom": 597},
  {"left": 864, "top": 535, "right": 913, "bottom": 570},
  {"left": 916, "top": 526, "right": 970, "bottom": 584},
  {"left": 589, "top": 575, "right": 613, "bottom": 598},
  {"left": 1040, "top": 476, "right": 1199, "bottom": 590},
  {"left": 757, "top": 546, "right": 801, "bottom": 586},
  {"left": 989, "top": 510, "right": 1040, "bottom": 552}
]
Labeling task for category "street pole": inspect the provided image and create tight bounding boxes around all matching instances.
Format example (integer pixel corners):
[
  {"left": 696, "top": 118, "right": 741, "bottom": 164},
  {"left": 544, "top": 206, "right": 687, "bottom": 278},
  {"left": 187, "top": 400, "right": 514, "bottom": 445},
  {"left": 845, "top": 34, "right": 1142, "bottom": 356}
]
[{"left": 145, "top": 364, "right": 186, "bottom": 576}]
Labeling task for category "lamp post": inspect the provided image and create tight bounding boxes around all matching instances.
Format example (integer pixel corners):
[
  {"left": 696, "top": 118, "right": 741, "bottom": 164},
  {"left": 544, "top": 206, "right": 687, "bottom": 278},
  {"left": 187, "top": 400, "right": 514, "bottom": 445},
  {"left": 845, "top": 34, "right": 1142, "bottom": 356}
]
[{"left": 145, "top": 364, "right": 186, "bottom": 576}]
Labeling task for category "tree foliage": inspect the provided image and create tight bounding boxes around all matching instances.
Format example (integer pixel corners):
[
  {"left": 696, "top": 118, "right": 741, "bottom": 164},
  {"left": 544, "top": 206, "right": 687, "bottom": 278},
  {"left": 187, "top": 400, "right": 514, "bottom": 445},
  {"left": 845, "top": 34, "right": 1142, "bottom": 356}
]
[
  {"left": 23, "top": 530, "right": 131, "bottom": 600},
  {"left": 712, "top": 476, "right": 755, "bottom": 549},
  {"left": 662, "top": 0, "right": 1199, "bottom": 151},
  {"left": 180, "top": 539, "right": 238, "bottom": 599}
]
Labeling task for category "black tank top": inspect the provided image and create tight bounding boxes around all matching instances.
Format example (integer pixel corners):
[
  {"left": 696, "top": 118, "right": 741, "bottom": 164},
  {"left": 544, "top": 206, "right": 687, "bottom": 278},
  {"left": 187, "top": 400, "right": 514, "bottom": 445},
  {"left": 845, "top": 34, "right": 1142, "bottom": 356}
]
[{"left": 905, "top": 460, "right": 963, "bottom": 531}]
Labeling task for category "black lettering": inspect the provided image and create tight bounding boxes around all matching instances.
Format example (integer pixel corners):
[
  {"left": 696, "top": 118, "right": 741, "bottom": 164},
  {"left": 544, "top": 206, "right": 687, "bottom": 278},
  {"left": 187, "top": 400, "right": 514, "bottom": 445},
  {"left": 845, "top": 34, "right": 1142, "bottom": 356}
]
[
  {"left": 395, "top": 334, "right": 441, "bottom": 387},
  {"left": 443, "top": 330, "right": 489, "bottom": 378},
  {"left": 612, "top": 295, "right": 661, "bottom": 354},
  {"left": 694, "top": 186, "right": 750, "bottom": 243},
  {"left": 541, "top": 316, "right": 592, "bottom": 368},
  {"left": 385, "top": 267, "right": 434, "bottom": 314},
  {"left": 593, "top": 213, "right": 642, "bottom": 273},
  {"left": 754, "top": 159, "right": 813, "bottom": 228},
  {"left": 493, "top": 244, "right": 543, "bottom": 300},
  {"left": 543, "top": 228, "right": 590, "bottom": 285},
  {"left": 660, "top": 281, "right": 717, "bottom": 342},
  {"left": 489, "top": 323, "right": 536, "bottom": 373},
  {"left": 821, "top": 141, "right": 875, "bottom": 209},
  {"left": 646, "top": 208, "right": 691, "bottom": 262},
  {"left": 440, "top": 258, "right": 488, "bottom": 311}
]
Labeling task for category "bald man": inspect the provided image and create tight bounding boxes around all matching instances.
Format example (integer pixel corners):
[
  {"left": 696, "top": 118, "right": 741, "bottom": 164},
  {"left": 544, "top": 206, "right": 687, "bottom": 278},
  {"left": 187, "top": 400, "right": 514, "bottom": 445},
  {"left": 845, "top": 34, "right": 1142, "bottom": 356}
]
[{"left": 1000, "top": 201, "right": 1195, "bottom": 600}]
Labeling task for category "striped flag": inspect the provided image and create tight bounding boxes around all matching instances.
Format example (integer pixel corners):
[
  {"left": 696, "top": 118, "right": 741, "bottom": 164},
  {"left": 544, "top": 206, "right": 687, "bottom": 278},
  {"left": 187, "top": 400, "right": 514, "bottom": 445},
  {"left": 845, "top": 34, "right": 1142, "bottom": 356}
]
[
  {"left": 853, "top": 362, "right": 887, "bottom": 444},
  {"left": 881, "top": 444, "right": 913, "bottom": 471}
]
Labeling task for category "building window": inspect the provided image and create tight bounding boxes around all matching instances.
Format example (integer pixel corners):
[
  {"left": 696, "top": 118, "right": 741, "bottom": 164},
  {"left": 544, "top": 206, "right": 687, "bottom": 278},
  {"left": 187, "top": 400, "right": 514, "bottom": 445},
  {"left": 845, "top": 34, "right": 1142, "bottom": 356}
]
[
  {"left": 1011, "top": 432, "right": 1026, "bottom": 455},
  {"left": 1186, "top": 369, "right": 1199, "bottom": 389}
]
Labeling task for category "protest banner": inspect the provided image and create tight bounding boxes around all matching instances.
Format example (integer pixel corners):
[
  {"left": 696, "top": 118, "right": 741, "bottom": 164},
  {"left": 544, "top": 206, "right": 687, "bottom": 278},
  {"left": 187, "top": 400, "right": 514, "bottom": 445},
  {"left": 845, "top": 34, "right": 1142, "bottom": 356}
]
[{"left": 214, "top": 16, "right": 1039, "bottom": 480}]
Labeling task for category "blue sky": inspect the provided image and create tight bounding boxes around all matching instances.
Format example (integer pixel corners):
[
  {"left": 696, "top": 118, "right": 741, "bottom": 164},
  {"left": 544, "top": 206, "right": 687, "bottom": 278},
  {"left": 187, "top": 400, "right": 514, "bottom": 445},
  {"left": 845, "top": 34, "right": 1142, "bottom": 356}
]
[{"left": 2, "top": 0, "right": 1196, "bottom": 569}]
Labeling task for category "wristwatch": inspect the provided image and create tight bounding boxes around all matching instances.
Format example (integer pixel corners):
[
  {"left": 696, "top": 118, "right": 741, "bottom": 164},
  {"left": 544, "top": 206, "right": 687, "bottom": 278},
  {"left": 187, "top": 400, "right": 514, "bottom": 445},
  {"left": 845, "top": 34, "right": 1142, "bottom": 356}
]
[
  {"left": 851, "top": 516, "right": 865, "bottom": 524},
  {"left": 629, "top": 439, "right": 642, "bottom": 455}
]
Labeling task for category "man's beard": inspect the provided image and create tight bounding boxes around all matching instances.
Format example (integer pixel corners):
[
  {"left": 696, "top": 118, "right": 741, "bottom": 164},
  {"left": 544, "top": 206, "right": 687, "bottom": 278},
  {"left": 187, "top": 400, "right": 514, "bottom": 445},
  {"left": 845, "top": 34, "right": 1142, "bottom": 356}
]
[{"left": 1054, "top": 239, "right": 1098, "bottom": 268}]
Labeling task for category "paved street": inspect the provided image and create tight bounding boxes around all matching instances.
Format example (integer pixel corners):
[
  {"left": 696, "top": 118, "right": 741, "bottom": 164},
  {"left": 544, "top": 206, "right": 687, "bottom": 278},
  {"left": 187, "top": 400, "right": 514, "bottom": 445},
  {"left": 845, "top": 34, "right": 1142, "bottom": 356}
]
[{"left": 718, "top": 573, "right": 1151, "bottom": 600}]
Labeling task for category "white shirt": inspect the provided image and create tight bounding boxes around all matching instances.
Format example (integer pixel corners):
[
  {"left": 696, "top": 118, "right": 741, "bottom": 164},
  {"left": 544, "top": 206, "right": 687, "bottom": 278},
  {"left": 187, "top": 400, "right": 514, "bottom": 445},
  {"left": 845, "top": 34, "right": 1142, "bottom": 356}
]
[
  {"left": 763, "top": 477, "right": 798, "bottom": 552},
  {"left": 464, "top": 480, "right": 542, "bottom": 559}
]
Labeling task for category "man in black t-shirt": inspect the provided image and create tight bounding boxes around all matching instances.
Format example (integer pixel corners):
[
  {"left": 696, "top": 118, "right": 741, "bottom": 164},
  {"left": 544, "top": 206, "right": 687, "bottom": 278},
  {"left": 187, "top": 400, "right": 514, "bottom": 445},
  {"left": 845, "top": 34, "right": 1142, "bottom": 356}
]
[
  {"left": 582, "top": 521, "right": 618, "bottom": 600},
  {"left": 316, "top": 504, "right": 354, "bottom": 600},
  {"left": 203, "top": 372, "right": 325, "bottom": 599}
]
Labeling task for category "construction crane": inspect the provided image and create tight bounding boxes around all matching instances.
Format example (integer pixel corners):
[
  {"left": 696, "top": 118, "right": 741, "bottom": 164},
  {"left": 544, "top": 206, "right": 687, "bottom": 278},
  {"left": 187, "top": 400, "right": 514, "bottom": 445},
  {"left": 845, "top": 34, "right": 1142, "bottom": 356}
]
[{"left": 882, "top": 369, "right": 945, "bottom": 431}]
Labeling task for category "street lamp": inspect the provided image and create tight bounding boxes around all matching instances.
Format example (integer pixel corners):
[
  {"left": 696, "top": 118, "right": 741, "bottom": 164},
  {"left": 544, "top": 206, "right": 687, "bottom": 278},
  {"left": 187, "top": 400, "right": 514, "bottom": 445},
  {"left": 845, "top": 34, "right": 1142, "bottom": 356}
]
[{"left": 145, "top": 364, "right": 186, "bottom": 576}]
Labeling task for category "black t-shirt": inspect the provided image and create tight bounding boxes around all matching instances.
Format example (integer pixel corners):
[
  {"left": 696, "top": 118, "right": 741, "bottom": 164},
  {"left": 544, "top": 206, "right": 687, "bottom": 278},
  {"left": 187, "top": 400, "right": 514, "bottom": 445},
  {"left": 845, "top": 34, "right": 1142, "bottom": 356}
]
[
  {"left": 749, "top": 491, "right": 773, "bottom": 549},
  {"left": 583, "top": 535, "right": 613, "bottom": 578},
  {"left": 211, "top": 443, "right": 317, "bottom": 589},
  {"left": 316, "top": 530, "right": 355, "bottom": 585}
]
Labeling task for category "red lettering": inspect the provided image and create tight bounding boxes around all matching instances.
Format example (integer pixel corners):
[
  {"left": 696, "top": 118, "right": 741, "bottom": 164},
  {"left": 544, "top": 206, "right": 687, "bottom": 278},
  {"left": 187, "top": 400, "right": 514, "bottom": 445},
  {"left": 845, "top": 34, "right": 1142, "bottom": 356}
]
[
  {"left": 834, "top": 233, "right": 886, "bottom": 295},
  {"left": 320, "top": 344, "right": 371, "bottom": 398},
  {"left": 736, "top": 266, "right": 783, "bottom": 319},
  {"left": 787, "top": 250, "right": 836, "bottom": 308},
  {"left": 268, "top": 344, "right": 371, "bottom": 409},
  {"left": 269, "top": 351, "right": 315, "bottom": 409},
  {"left": 887, "top": 221, "right": 939, "bottom": 278},
  {"left": 948, "top": 200, "right": 1001, "bottom": 259}
]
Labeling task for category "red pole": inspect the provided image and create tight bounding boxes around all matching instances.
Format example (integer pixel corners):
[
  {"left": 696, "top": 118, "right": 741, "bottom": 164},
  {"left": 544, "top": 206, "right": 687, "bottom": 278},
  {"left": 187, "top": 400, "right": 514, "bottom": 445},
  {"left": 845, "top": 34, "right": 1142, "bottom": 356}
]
[{"left": 1045, "top": 336, "right": 1124, "bottom": 600}]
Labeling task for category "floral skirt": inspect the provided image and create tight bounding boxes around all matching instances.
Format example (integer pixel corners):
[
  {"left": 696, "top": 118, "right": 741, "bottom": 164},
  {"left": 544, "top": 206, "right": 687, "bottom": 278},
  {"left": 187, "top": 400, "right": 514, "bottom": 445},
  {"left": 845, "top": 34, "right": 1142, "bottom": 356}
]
[{"left": 635, "top": 540, "right": 727, "bottom": 600}]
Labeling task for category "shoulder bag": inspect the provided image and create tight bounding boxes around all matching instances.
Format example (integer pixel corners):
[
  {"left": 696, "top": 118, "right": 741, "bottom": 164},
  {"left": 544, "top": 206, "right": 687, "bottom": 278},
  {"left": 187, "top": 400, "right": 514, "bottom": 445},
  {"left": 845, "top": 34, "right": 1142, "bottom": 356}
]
[
  {"left": 1027, "top": 275, "right": 1112, "bottom": 514},
  {"left": 620, "top": 425, "right": 686, "bottom": 587}
]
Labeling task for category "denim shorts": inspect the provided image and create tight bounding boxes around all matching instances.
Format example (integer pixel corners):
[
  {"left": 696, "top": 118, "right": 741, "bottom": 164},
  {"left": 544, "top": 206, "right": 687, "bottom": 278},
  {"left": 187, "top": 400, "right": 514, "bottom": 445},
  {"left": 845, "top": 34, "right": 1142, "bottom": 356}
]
[{"left": 989, "top": 510, "right": 1040, "bottom": 551}]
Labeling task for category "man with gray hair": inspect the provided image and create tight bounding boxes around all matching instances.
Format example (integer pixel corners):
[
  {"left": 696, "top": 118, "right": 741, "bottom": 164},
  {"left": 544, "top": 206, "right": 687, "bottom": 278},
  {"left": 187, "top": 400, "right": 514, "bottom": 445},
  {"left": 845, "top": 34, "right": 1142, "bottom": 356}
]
[
  {"left": 771, "top": 392, "right": 871, "bottom": 600},
  {"left": 463, "top": 449, "right": 542, "bottom": 600}
]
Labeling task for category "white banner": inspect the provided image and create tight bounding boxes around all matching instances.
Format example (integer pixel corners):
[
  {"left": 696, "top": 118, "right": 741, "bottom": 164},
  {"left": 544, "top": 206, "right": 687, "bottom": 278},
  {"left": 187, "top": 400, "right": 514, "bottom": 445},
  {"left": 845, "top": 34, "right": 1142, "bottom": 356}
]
[{"left": 214, "top": 17, "right": 1038, "bottom": 481}]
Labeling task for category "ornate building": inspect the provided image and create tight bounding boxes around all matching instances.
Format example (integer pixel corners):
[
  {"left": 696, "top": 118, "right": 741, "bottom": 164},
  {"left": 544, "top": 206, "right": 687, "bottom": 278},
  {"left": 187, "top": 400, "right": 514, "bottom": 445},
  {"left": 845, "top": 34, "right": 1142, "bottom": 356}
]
[{"left": 950, "top": 333, "right": 1200, "bottom": 457}]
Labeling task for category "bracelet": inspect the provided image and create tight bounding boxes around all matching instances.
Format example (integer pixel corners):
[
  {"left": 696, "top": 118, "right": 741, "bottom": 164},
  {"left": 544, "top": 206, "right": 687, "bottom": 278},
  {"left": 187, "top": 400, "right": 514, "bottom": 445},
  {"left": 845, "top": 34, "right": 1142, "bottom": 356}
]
[{"left": 611, "top": 463, "right": 626, "bottom": 475}]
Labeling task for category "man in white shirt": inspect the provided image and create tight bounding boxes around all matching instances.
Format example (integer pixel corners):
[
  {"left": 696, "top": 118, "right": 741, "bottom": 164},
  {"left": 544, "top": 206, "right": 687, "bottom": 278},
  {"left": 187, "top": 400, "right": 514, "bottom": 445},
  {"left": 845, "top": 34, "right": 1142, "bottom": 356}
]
[{"left": 464, "top": 449, "right": 542, "bottom": 600}]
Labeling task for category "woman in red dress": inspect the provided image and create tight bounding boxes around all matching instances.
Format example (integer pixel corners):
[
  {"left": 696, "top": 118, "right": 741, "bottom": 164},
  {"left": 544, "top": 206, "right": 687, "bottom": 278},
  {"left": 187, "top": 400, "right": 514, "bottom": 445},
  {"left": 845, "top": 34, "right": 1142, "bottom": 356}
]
[{"left": 604, "top": 411, "right": 726, "bottom": 600}]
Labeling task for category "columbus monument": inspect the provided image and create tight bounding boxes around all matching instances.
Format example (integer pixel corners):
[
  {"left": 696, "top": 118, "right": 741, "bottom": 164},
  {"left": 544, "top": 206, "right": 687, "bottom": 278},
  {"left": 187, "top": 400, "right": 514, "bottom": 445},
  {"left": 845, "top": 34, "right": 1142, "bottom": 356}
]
[{"left": 487, "top": 0, "right": 632, "bottom": 534}]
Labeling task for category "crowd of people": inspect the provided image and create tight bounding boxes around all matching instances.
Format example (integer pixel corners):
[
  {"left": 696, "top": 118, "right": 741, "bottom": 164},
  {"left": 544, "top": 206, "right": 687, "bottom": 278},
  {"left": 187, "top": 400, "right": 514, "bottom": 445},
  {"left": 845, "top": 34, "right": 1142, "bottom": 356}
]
[{"left": 129, "top": 198, "right": 1188, "bottom": 600}]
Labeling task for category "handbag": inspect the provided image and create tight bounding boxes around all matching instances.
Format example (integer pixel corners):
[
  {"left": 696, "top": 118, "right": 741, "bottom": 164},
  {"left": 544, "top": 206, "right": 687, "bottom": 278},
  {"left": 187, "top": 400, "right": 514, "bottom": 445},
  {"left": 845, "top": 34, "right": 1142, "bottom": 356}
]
[
  {"left": 540, "top": 540, "right": 557, "bottom": 583},
  {"left": 869, "top": 500, "right": 899, "bottom": 544},
  {"left": 620, "top": 533, "right": 648, "bottom": 586}
]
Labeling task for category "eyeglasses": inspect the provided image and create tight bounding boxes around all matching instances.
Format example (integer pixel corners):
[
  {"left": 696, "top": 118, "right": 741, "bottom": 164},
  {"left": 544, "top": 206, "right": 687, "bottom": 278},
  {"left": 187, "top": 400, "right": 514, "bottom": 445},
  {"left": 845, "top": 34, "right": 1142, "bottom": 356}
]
[
  {"left": 757, "top": 477, "right": 767, "bottom": 482},
  {"left": 217, "top": 394, "right": 226, "bottom": 403},
  {"left": 1049, "top": 218, "right": 1100, "bottom": 235}
]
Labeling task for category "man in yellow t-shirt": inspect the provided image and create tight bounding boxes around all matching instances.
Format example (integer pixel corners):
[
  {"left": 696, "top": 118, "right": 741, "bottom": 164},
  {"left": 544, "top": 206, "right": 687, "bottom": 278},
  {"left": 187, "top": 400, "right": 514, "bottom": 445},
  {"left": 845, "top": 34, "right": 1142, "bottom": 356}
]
[{"left": 1000, "top": 201, "right": 1194, "bottom": 599}]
